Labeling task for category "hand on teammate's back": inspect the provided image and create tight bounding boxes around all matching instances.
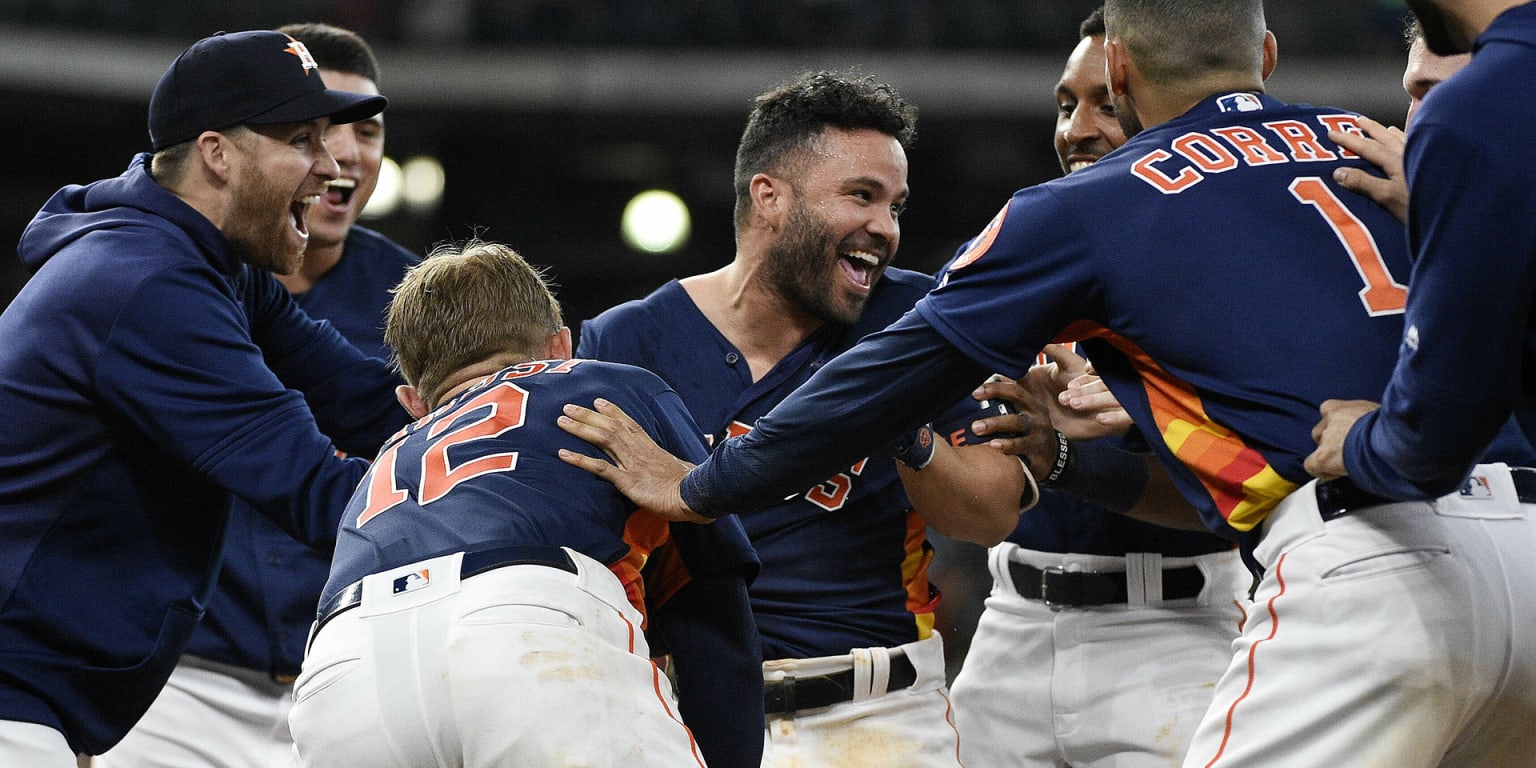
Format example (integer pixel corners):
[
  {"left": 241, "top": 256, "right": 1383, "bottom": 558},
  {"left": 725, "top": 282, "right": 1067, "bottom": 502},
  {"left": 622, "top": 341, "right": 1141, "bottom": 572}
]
[
  {"left": 1328, "top": 116, "right": 1409, "bottom": 223},
  {"left": 559, "top": 399, "right": 709, "bottom": 523}
]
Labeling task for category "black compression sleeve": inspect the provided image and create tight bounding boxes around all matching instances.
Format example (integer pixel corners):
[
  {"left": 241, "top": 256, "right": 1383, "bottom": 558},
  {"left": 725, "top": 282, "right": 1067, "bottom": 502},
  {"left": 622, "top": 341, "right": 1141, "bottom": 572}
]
[{"left": 1045, "top": 438, "right": 1150, "bottom": 514}]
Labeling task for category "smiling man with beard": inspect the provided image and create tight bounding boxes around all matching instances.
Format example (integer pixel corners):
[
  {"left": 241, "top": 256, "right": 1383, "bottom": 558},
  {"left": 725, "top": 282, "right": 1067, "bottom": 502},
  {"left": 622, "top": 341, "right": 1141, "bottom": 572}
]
[
  {"left": 0, "top": 30, "right": 407, "bottom": 765},
  {"left": 576, "top": 71, "right": 1016, "bottom": 766}
]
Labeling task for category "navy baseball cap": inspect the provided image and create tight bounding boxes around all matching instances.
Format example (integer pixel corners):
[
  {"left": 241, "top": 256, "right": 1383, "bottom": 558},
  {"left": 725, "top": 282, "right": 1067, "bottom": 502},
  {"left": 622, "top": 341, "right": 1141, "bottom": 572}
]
[{"left": 149, "top": 30, "right": 387, "bottom": 151}]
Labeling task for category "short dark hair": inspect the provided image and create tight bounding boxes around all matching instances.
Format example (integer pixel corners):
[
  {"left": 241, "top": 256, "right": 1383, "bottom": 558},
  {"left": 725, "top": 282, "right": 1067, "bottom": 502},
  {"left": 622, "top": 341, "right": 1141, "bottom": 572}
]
[
  {"left": 277, "top": 22, "right": 381, "bottom": 84},
  {"left": 1081, "top": 6, "right": 1107, "bottom": 38},
  {"left": 732, "top": 71, "right": 916, "bottom": 228},
  {"left": 1104, "top": 0, "right": 1265, "bottom": 85}
]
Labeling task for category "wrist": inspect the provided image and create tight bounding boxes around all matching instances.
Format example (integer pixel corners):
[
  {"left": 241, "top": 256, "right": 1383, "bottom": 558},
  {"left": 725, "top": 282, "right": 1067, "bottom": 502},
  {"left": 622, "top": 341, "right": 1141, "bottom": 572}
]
[
  {"left": 1040, "top": 429, "right": 1075, "bottom": 486},
  {"left": 893, "top": 424, "right": 937, "bottom": 471}
]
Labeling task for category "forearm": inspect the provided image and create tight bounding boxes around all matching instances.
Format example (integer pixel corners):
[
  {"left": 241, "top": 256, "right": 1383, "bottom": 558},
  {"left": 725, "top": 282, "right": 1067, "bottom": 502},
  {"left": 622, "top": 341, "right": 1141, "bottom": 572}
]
[
  {"left": 1040, "top": 437, "right": 1205, "bottom": 530},
  {"left": 901, "top": 442, "right": 1028, "bottom": 546},
  {"left": 681, "top": 313, "right": 990, "bottom": 518}
]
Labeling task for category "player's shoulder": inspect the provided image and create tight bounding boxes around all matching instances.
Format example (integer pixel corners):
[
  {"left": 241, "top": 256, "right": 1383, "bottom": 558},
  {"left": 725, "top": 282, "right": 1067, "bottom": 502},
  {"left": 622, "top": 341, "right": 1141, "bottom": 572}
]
[
  {"left": 577, "top": 280, "right": 695, "bottom": 357},
  {"left": 556, "top": 358, "right": 674, "bottom": 397},
  {"left": 585, "top": 280, "right": 688, "bottom": 327},
  {"left": 869, "top": 266, "right": 936, "bottom": 305},
  {"left": 876, "top": 266, "right": 937, "bottom": 294},
  {"left": 343, "top": 225, "right": 421, "bottom": 266}
]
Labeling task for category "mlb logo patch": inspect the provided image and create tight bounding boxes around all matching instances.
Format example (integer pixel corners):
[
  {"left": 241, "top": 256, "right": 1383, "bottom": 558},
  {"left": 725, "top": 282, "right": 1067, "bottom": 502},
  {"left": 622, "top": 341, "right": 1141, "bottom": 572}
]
[
  {"left": 1459, "top": 475, "right": 1494, "bottom": 500},
  {"left": 1216, "top": 93, "right": 1263, "bottom": 113},
  {"left": 392, "top": 569, "right": 430, "bottom": 594}
]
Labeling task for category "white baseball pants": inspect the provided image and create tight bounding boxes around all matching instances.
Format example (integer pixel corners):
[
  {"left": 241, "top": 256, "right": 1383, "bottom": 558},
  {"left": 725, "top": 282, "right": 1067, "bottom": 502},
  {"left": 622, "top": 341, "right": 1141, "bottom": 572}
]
[
  {"left": 761, "top": 631, "right": 961, "bottom": 767},
  {"left": 288, "top": 548, "right": 703, "bottom": 768},
  {"left": 1185, "top": 463, "right": 1536, "bottom": 768},
  {"left": 951, "top": 544, "right": 1245, "bottom": 767}
]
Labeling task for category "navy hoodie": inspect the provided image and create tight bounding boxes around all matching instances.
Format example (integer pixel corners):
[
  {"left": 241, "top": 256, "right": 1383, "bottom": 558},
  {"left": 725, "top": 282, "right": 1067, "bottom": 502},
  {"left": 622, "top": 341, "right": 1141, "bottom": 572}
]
[{"left": 0, "top": 154, "right": 406, "bottom": 754}]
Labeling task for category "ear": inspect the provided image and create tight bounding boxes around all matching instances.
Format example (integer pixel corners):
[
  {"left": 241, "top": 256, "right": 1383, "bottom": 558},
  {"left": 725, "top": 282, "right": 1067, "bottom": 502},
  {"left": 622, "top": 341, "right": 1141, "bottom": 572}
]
[
  {"left": 546, "top": 326, "right": 573, "bottom": 361},
  {"left": 396, "top": 384, "right": 429, "bottom": 420},
  {"left": 1104, "top": 37, "right": 1131, "bottom": 96},
  {"left": 196, "top": 130, "right": 235, "bottom": 183},
  {"left": 749, "top": 173, "right": 788, "bottom": 229},
  {"left": 1261, "top": 30, "right": 1278, "bottom": 81}
]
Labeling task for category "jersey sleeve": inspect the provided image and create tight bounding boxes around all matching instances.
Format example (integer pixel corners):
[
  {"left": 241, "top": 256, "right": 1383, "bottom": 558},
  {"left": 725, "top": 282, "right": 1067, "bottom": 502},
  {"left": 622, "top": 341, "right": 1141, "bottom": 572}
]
[
  {"left": 916, "top": 188, "right": 1102, "bottom": 379},
  {"left": 241, "top": 267, "right": 407, "bottom": 458},
  {"left": 94, "top": 266, "right": 374, "bottom": 546},
  {"left": 1346, "top": 122, "right": 1536, "bottom": 497}
]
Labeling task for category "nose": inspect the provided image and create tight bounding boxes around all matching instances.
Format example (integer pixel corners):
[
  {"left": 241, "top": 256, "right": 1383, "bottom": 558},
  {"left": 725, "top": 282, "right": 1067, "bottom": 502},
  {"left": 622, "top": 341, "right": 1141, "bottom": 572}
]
[
  {"left": 312, "top": 126, "right": 341, "bottom": 181},
  {"left": 326, "top": 124, "right": 360, "bottom": 170},
  {"left": 314, "top": 145, "right": 341, "bottom": 181},
  {"left": 868, "top": 203, "right": 899, "bottom": 248},
  {"left": 1063, "top": 105, "right": 1098, "bottom": 145}
]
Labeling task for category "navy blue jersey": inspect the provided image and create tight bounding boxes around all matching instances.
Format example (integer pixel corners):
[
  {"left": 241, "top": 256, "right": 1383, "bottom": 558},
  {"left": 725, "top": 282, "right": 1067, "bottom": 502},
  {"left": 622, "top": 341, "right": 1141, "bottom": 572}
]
[
  {"left": 323, "top": 359, "right": 757, "bottom": 623},
  {"left": 189, "top": 225, "right": 420, "bottom": 677},
  {"left": 290, "top": 226, "right": 419, "bottom": 361},
  {"left": 1345, "top": 4, "right": 1536, "bottom": 497},
  {"left": 579, "top": 270, "right": 940, "bottom": 659},
  {"left": 0, "top": 155, "right": 406, "bottom": 753},
  {"left": 917, "top": 93, "right": 1413, "bottom": 538}
]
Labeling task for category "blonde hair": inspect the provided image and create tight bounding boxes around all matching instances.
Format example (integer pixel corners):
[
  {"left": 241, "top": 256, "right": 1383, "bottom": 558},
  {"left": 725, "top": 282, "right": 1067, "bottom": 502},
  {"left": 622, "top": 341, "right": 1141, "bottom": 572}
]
[{"left": 385, "top": 239, "right": 562, "bottom": 406}]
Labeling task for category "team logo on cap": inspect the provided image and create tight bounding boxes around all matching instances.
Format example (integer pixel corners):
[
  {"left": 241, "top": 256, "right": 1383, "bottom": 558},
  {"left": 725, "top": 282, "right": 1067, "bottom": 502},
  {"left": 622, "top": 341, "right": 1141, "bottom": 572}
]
[
  {"left": 282, "top": 36, "right": 319, "bottom": 74},
  {"left": 391, "top": 569, "right": 430, "bottom": 595}
]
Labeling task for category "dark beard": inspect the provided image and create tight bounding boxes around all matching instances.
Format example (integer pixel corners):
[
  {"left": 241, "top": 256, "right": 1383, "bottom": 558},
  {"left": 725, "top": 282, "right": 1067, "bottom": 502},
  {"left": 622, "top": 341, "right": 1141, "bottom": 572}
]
[
  {"left": 1111, "top": 91, "right": 1144, "bottom": 139},
  {"left": 1406, "top": 0, "right": 1471, "bottom": 55},
  {"left": 764, "top": 202, "right": 866, "bottom": 326}
]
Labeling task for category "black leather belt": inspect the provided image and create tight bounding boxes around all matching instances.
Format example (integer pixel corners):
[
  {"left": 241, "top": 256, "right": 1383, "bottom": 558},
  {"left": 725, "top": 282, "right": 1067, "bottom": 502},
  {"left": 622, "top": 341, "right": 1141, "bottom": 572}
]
[
  {"left": 1007, "top": 560, "right": 1205, "bottom": 608},
  {"left": 313, "top": 545, "right": 577, "bottom": 639},
  {"left": 763, "top": 652, "right": 919, "bottom": 715},
  {"left": 1316, "top": 468, "right": 1536, "bottom": 522}
]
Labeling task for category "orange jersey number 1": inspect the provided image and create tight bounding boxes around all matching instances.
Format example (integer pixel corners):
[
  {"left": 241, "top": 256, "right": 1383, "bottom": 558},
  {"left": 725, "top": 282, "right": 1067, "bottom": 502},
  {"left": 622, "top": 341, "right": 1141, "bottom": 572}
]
[{"left": 1290, "top": 176, "right": 1408, "bottom": 316}]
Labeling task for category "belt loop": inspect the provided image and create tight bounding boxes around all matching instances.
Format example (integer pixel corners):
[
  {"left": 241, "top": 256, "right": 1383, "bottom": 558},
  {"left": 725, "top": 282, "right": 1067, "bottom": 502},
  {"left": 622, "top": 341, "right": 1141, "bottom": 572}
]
[
  {"left": 1127, "top": 552, "right": 1163, "bottom": 606},
  {"left": 850, "top": 647, "right": 891, "bottom": 702}
]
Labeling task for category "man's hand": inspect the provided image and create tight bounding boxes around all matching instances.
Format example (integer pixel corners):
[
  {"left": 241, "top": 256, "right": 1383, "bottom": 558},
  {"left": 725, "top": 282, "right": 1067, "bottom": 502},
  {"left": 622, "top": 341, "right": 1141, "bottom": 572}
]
[
  {"left": 967, "top": 374, "right": 1057, "bottom": 475},
  {"left": 1030, "top": 344, "right": 1131, "bottom": 439},
  {"left": 1329, "top": 116, "right": 1408, "bottom": 223},
  {"left": 558, "top": 399, "right": 712, "bottom": 524},
  {"left": 1304, "top": 399, "right": 1380, "bottom": 481}
]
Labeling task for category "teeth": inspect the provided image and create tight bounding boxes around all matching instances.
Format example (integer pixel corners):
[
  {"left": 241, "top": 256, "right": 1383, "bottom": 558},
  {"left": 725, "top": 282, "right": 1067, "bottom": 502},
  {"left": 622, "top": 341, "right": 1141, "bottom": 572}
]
[
  {"left": 1069, "top": 160, "right": 1096, "bottom": 173},
  {"left": 842, "top": 250, "right": 880, "bottom": 266},
  {"left": 325, "top": 178, "right": 357, "bottom": 190},
  {"left": 299, "top": 195, "right": 321, "bottom": 205}
]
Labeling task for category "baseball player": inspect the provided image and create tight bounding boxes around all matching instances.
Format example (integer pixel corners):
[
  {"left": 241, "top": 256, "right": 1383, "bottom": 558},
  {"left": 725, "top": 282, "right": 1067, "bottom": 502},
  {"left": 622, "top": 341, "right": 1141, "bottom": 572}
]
[
  {"left": 0, "top": 30, "right": 405, "bottom": 765},
  {"left": 95, "top": 23, "right": 420, "bottom": 768},
  {"left": 558, "top": 1, "right": 1536, "bottom": 766},
  {"left": 288, "top": 240, "right": 761, "bottom": 768},
  {"left": 575, "top": 71, "right": 1022, "bottom": 767},
  {"left": 946, "top": 9, "right": 1245, "bottom": 767}
]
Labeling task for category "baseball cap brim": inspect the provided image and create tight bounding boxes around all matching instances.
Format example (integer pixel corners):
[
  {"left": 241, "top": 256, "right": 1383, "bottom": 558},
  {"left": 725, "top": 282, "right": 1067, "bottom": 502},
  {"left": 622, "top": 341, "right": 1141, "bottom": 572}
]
[{"left": 245, "top": 87, "right": 386, "bottom": 127}]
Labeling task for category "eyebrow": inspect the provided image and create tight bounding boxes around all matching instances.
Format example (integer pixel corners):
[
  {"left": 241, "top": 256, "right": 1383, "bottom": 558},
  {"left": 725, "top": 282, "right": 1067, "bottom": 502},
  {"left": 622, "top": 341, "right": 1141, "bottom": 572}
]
[
  {"left": 848, "top": 175, "right": 909, "bottom": 201},
  {"left": 1057, "top": 83, "right": 1110, "bottom": 101}
]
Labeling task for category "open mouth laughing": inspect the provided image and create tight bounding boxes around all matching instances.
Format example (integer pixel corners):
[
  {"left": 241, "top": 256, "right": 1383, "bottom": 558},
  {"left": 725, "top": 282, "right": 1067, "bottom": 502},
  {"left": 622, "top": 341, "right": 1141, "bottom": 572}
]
[
  {"left": 838, "top": 248, "right": 884, "bottom": 290},
  {"left": 323, "top": 177, "right": 357, "bottom": 210}
]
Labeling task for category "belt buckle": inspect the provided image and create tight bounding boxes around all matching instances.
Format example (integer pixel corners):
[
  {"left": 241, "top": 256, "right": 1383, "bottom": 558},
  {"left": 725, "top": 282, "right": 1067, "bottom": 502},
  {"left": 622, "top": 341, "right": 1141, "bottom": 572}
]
[{"left": 1039, "top": 565, "right": 1068, "bottom": 611}]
